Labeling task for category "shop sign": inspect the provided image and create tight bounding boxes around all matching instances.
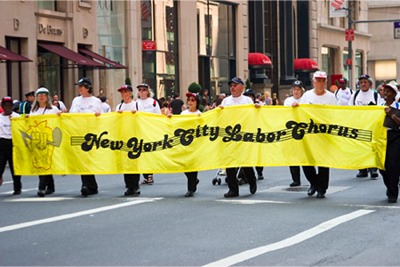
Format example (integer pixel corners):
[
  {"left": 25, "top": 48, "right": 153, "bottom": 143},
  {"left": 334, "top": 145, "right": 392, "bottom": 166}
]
[{"left": 38, "top": 23, "right": 63, "bottom": 36}]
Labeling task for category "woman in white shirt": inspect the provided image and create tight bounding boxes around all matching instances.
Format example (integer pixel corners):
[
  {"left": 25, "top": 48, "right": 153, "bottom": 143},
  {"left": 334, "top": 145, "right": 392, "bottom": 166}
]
[
  {"left": 136, "top": 83, "right": 161, "bottom": 185},
  {"left": 29, "top": 87, "right": 60, "bottom": 197}
]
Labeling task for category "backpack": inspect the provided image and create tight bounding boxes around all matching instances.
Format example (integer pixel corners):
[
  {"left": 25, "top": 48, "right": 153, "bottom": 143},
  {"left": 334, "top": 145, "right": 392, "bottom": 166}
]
[{"left": 353, "top": 89, "right": 378, "bottom": 105}]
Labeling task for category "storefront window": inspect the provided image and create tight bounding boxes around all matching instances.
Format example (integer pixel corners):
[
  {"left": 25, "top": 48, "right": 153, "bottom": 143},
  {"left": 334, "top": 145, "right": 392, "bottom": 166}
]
[
  {"left": 37, "top": 47, "right": 62, "bottom": 97},
  {"left": 141, "top": 0, "right": 178, "bottom": 99},
  {"left": 97, "top": 0, "right": 126, "bottom": 94}
]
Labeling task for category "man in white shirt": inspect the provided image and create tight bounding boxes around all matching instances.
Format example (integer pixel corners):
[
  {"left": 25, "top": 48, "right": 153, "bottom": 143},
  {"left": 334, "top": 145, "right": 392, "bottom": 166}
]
[
  {"left": 297, "top": 71, "right": 336, "bottom": 199},
  {"left": 348, "top": 74, "right": 379, "bottom": 179},
  {"left": 335, "top": 78, "right": 353, "bottom": 106},
  {"left": 219, "top": 77, "right": 257, "bottom": 198}
]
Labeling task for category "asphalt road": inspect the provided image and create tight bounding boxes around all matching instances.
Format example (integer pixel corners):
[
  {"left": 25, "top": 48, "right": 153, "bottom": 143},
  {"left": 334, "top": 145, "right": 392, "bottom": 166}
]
[{"left": 1, "top": 166, "right": 399, "bottom": 266}]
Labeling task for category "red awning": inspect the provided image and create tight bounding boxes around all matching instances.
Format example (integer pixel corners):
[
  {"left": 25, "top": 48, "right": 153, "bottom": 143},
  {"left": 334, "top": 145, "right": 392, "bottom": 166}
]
[
  {"left": 0, "top": 46, "right": 32, "bottom": 62},
  {"left": 248, "top": 53, "right": 272, "bottom": 69},
  {"left": 294, "top": 58, "right": 319, "bottom": 72},
  {"left": 38, "top": 43, "right": 104, "bottom": 67},
  {"left": 79, "top": 48, "right": 126, "bottom": 69}
]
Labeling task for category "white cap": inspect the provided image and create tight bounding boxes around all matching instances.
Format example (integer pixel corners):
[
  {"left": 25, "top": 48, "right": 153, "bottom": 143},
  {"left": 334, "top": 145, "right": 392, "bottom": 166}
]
[
  {"left": 313, "top": 71, "right": 327, "bottom": 80},
  {"left": 35, "top": 87, "right": 50, "bottom": 96}
]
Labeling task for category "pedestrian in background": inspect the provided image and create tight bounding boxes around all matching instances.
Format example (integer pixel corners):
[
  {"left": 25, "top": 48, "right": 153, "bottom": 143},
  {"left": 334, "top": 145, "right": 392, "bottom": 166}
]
[
  {"left": 284, "top": 80, "right": 306, "bottom": 187},
  {"left": 294, "top": 71, "right": 337, "bottom": 199},
  {"left": 0, "top": 96, "right": 21, "bottom": 194},
  {"left": 99, "top": 96, "right": 111, "bottom": 113},
  {"left": 28, "top": 87, "right": 60, "bottom": 197},
  {"left": 380, "top": 83, "right": 400, "bottom": 203},
  {"left": 19, "top": 91, "right": 35, "bottom": 116},
  {"left": 70, "top": 77, "right": 103, "bottom": 197},
  {"left": 335, "top": 78, "right": 353, "bottom": 106},
  {"left": 136, "top": 83, "right": 161, "bottom": 185}
]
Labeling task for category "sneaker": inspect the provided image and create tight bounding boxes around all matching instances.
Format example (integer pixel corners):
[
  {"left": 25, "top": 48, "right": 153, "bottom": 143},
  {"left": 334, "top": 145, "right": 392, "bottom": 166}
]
[
  {"left": 45, "top": 189, "right": 55, "bottom": 195},
  {"left": 13, "top": 190, "right": 21, "bottom": 195},
  {"left": 124, "top": 188, "right": 141, "bottom": 196},
  {"left": 184, "top": 191, "right": 194, "bottom": 197},
  {"left": 370, "top": 171, "right": 379, "bottom": 179},
  {"left": 81, "top": 186, "right": 98, "bottom": 197},
  {"left": 224, "top": 190, "right": 239, "bottom": 198},
  {"left": 356, "top": 171, "right": 368, "bottom": 178},
  {"left": 290, "top": 182, "right": 301, "bottom": 187},
  {"left": 257, "top": 174, "right": 264, "bottom": 180},
  {"left": 37, "top": 190, "right": 45, "bottom": 197}
]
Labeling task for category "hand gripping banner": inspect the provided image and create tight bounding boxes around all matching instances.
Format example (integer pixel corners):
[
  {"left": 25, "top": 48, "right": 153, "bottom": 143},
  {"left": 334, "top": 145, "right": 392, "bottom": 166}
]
[{"left": 12, "top": 105, "right": 387, "bottom": 175}]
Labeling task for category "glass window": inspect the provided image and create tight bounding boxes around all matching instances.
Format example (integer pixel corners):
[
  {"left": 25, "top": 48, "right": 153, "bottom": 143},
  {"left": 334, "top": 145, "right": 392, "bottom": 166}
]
[
  {"left": 37, "top": 45, "right": 62, "bottom": 97},
  {"left": 37, "top": 0, "right": 56, "bottom": 11}
]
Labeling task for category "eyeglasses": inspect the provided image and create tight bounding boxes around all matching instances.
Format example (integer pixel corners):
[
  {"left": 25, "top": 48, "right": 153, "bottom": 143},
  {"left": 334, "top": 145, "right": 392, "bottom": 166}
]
[
  {"left": 138, "top": 88, "right": 148, "bottom": 91},
  {"left": 187, "top": 98, "right": 196, "bottom": 102}
]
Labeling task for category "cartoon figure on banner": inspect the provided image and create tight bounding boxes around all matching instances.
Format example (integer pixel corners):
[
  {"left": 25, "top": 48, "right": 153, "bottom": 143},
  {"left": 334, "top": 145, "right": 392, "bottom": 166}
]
[{"left": 19, "top": 120, "right": 62, "bottom": 169}]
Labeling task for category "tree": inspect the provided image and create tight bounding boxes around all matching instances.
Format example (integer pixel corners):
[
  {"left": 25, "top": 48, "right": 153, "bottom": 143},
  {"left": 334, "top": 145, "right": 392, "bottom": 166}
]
[{"left": 245, "top": 79, "right": 252, "bottom": 89}]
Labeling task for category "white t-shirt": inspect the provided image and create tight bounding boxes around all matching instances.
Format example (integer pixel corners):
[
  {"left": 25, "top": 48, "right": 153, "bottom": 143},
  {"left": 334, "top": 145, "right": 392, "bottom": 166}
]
[
  {"left": 181, "top": 109, "right": 202, "bottom": 115},
  {"left": 30, "top": 106, "right": 60, "bottom": 116},
  {"left": 221, "top": 95, "right": 253, "bottom": 106},
  {"left": 136, "top": 98, "right": 161, "bottom": 114},
  {"left": 101, "top": 102, "right": 111, "bottom": 113},
  {"left": 348, "top": 89, "right": 378, "bottom": 106},
  {"left": 300, "top": 89, "right": 337, "bottom": 105},
  {"left": 58, "top": 100, "right": 67, "bottom": 112},
  {"left": 335, "top": 88, "right": 353, "bottom": 106},
  {"left": 283, "top": 96, "right": 301, "bottom": 106},
  {"left": 114, "top": 101, "right": 137, "bottom": 112},
  {"left": 0, "top": 112, "right": 21, "bottom": 139},
  {"left": 70, "top": 96, "right": 103, "bottom": 113}
]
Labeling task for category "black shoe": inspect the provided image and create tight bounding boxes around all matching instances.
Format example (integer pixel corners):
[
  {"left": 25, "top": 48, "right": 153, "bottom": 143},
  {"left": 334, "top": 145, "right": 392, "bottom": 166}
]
[
  {"left": 185, "top": 191, "right": 194, "bottom": 197},
  {"left": 388, "top": 197, "right": 397, "bottom": 203},
  {"left": 316, "top": 192, "right": 326, "bottom": 199},
  {"left": 13, "top": 190, "right": 21, "bottom": 195},
  {"left": 370, "top": 171, "right": 379, "bottom": 179},
  {"left": 224, "top": 190, "right": 239, "bottom": 198},
  {"left": 37, "top": 190, "right": 45, "bottom": 197},
  {"left": 257, "top": 174, "right": 264, "bottom": 180},
  {"left": 249, "top": 182, "right": 257, "bottom": 194},
  {"left": 290, "top": 182, "right": 301, "bottom": 187},
  {"left": 81, "top": 186, "right": 98, "bottom": 197},
  {"left": 307, "top": 186, "right": 316, "bottom": 196},
  {"left": 356, "top": 171, "right": 368, "bottom": 178},
  {"left": 45, "top": 189, "right": 55, "bottom": 195},
  {"left": 124, "top": 188, "right": 140, "bottom": 196}
]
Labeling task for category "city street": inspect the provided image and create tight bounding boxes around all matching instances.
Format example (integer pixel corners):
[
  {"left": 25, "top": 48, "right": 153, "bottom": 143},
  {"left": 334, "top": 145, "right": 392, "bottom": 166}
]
[{"left": 1, "top": 166, "right": 399, "bottom": 266}]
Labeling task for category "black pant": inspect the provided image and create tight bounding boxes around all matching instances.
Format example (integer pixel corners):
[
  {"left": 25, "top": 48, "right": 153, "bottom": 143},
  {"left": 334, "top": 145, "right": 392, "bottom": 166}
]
[
  {"left": 0, "top": 138, "right": 21, "bottom": 192},
  {"left": 255, "top": 167, "right": 263, "bottom": 176},
  {"left": 380, "top": 130, "right": 400, "bottom": 200},
  {"left": 124, "top": 174, "right": 140, "bottom": 190},
  {"left": 289, "top": 166, "right": 301, "bottom": 183},
  {"left": 302, "top": 166, "right": 330, "bottom": 194},
  {"left": 81, "top": 175, "right": 98, "bottom": 191},
  {"left": 184, "top": 172, "right": 198, "bottom": 192},
  {"left": 226, "top": 167, "right": 256, "bottom": 193},
  {"left": 38, "top": 175, "right": 54, "bottom": 191}
]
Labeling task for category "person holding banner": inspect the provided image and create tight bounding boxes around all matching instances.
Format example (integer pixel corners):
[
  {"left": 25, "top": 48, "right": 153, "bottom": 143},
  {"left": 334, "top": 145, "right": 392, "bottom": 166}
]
[
  {"left": 295, "top": 71, "right": 336, "bottom": 199},
  {"left": 70, "top": 78, "right": 103, "bottom": 197},
  {"left": 380, "top": 83, "right": 400, "bottom": 203},
  {"left": 219, "top": 77, "right": 258, "bottom": 198},
  {"left": 284, "top": 80, "right": 307, "bottom": 187},
  {"left": 115, "top": 85, "right": 141, "bottom": 196},
  {"left": 0, "top": 96, "right": 21, "bottom": 195},
  {"left": 28, "top": 87, "right": 60, "bottom": 197},
  {"left": 136, "top": 83, "right": 161, "bottom": 185}
]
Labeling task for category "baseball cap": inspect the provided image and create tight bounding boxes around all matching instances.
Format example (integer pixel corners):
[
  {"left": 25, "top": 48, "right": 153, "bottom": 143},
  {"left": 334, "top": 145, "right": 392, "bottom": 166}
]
[
  {"left": 186, "top": 92, "right": 197, "bottom": 98},
  {"left": 75, "top": 77, "right": 92, "bottom": 88},
  {"left": 137, "top": 83, "right": 149, "bottom": 89},
  {"left": 1, "top": 96, "right": 13, "bottom": 104},
  {"left": 339, "top": 78, "right": 347, "bottom": 83},
  {"left": 292, "top": 80, "right": 305, "bottom": 90},
  {"left": 244, "top": 88, "right": 255, "bottom": 96},
  {"left": 313, "top": 71, "right": 327, "bottom": 80},
  {"left": 383, "top": 83, "right": 399, "bottom": 95},
  {"left": 25, "top": 91, "right": 35, "bottom": 97},
  {"left": 229, "top": 77, "right": 244, "bottom": 85},
  {"left": 117, "top": 85, "right": 133, "bottom": 92},
  {"left": 35, "top": 87, "right": 50, "bottom": 96}
]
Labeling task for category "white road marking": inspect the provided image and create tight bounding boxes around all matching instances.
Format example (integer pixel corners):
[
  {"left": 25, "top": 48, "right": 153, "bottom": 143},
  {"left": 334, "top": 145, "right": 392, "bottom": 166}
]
[
  {"left": 261, "top": 185, "right": 350, "bottom": 194},
  {"left": 203, "top": 209, "right": 375, "bottom": 267},
  {"left": 0, "top": 198, "right": 162, "bottom": 234},
  {"left": 217, "top": 199, "right": 289, "bottom": 205},
  {"left": 4, "top": 197, "right": 75, "bottom": 202},
  {"left": 342, "top": 203, "right": 400, "bottom": 209},
  {"left": 0, "top": 188, "right": 37, "bottom": 195}
]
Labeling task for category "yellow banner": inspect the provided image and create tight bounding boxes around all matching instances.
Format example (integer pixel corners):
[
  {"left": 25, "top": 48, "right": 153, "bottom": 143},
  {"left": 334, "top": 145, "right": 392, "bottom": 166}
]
[{"left": 12, "top": 105, "right": 387, "bottom": 175}]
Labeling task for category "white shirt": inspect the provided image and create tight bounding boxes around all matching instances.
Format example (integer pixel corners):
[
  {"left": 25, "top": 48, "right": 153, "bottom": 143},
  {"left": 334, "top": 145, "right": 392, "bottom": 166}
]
[
  {"left": 300, "top": 89, "right": 337, "bottom": 105},
  {"left": 221, "top": 95, "right": 253, "bottom": 106},
  {"left": 58, "top": 100, "right": 67, "bottom": 112},
  {"left": 115, "top": 101, "right": 137, "bottom": 112},
  {"left": 335, "top": 88, "right": 353, "bottom": 106},
  {"left": 136, "top": 98, "right": 161, "bottom": 114},
  {"left": 30, "top": 106, "right": 60, "bottom": 116},
  {"left": 348, "top": 89, "right": 378, "bottom": 106},
  {"left": 283, "top": 96, "right": 301, "bottom": 106},
  {"left": 70, "top": 96, "right": 103, "bottom": 113},
  {"left": 0, "top": 112, "right": 21, "bottom": 139},
  {"left": 181, "top": 109, "right": 201, "bottom": 115},
  {"left": 101, "top": 102, "right": 111, "bottom": 113}
]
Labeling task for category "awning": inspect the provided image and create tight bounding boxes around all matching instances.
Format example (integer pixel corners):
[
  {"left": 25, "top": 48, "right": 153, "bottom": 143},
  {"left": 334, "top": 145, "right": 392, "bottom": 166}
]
[
  {"left": 79, "top": 48, "right": 126, "bottom": 69},
  {"left": 0, "top": 46, "right": 32, "bottom": 62},
  {"left": 248, "top": 52, "right": 272, "bottom": 69},
  {"left": 294, "top": 58, "right": 319, "bottom": 72},
  {"left": 38, "top": 43, "right": 104, "bottom": 67}
]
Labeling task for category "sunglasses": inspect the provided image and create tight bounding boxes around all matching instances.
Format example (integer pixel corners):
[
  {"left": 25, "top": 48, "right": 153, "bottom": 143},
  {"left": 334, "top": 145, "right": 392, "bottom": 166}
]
[
  {"left": 138, "top": 88, "right": 148, "bottom": 91},
  {"left": 187, "top": 98, "right": 196, "bottom": 102}
]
